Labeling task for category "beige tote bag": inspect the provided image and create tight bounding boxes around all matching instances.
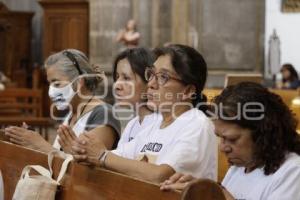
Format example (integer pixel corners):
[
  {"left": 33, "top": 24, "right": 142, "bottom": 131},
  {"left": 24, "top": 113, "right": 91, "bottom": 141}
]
[{"left": 12, "top": 151, "right": 73, "bottom": 200}]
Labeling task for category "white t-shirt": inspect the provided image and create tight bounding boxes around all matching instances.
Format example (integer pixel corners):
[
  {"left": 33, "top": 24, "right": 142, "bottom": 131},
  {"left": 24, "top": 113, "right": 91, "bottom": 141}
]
[
  {"left": 0, "top": 170, "right": 3, "bottom": 200},
  {"left": 222, "top": 152, "right": 300, "bottom": 200},
  {"left": 112, "top": 108, "right": 218, "bottom": 180},
  {"left": 53, "top": 111, "right": 92, "bottom": 149},
  {"left": 117, "top": 113, "right": 161, "bottom": 147}
]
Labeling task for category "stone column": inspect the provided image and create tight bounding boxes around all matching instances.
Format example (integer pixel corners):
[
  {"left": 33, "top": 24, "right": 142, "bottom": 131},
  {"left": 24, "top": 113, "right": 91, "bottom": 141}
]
[
  {"left": 171, "top": 0, "right": 189, "bottom": 44},
  {"left": 89, "top": 0, "right": 131, "bottom": 69}
]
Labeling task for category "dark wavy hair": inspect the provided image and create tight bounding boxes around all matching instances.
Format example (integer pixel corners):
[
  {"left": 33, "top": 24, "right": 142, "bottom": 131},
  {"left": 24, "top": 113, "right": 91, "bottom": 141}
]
[
  {"left": 153, "top": 44, "right": 208, "bottom": 112},
  {"left": 112, "top": 47, "right": 155, "bottom": 83},
  {"left": 281, "top": 63, "right": 299, "bottom": 83},
  {"left": 212, "top": 82, "right": 300, "bottom": 175}
]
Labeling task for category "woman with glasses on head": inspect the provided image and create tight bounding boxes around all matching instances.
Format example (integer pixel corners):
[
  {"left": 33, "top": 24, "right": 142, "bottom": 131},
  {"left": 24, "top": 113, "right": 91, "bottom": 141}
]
[
  {"left": 5, "top": 49, "right": 121, "bottom": 153},
  {"left": 112, "top": 48, "right": 161, "bottom": 146},
  {"left": 71, "top": 44, "right": 217, "bottom": 183},
  {"left": 161, "top": 82, "right": 300, "bottom": 200}
]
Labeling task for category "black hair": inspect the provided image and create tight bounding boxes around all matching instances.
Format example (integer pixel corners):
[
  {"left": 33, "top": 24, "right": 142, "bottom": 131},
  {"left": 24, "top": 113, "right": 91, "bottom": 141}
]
[
  {"left": 112, "top": 48, "right": 155, "bottom": 83},
  {"left": 281, "top": 63, "right": 299, "bottom": 82},
  {"left": 153, "top": 44, "right": 208, "bottom": 112},
  {"left": 212, "top": 82, "right": 300, "bottom": 175}
]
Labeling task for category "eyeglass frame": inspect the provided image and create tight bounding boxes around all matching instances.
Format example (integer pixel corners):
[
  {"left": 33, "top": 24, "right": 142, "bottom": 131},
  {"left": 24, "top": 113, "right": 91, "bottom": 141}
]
[
  {"left": 144, "top": 67, "right": 183, "bottom": 86},
  {"left": 63, "top": 50, "right": 84, "bottom": 75}
]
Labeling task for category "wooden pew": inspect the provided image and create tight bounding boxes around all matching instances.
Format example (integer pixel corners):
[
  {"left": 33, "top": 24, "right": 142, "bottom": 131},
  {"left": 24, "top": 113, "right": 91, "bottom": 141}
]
[
  {"left": 217, "top": 148, "right": 229, "bottom": 182},
  {"left": 203, "top": 89, "right": 221, "bottom": 102},
  {"left": 0, "top": 141, "right": 226, "bottom": 200},
  {"left": 0, "top": 88, "right": 43, "bottom": 116},
  {"left": 270, "top": 89, "right": 299, "bottom": 107},
  {"left": 0, "top": 88, "right": 53, "bottom": 139},
  {"left": 203, "top": 89, "right": 299, "bottom": 106}
]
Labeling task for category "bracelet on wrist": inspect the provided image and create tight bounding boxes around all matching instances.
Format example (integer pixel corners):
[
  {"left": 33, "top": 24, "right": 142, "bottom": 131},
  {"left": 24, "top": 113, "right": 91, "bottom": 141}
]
[{"left": 98, "top": 150, "right": 109, "bottom": 168}]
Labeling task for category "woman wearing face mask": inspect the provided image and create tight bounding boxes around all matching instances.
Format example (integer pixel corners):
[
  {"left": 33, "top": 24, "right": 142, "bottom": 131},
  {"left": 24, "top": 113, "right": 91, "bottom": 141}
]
[
  {"left": 71, "top": 44, "right": 217, "bottom": 183},
  {"left": 160, "top": 82, "right": 300, "bottom": 200},
  {"left": 5, "top": 49, "right": 121, "bottom": 153},
  {"left": 112, "top": 48, "right": 161, "bottom": 146}
]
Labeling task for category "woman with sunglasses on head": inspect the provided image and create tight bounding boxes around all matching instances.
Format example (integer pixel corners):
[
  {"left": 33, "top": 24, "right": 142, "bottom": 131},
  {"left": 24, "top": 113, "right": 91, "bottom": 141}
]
[
  {"left": 5, "top": 49, "right": 121, "bottom": 153},
  {"left": 113, "top": 48, "right": 161, "bottom": 146},
  {"left": 71, "top": 44, "right": 217, "bottom": 183},
  {"left": 161, "top": 82, "right": 300, "bottom": 200}
]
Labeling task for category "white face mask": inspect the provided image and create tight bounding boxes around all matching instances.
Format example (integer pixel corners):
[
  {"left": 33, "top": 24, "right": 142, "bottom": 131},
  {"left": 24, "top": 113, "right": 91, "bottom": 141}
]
[{"left": 48, "top": 82, "right": 77, "bottom": 110}]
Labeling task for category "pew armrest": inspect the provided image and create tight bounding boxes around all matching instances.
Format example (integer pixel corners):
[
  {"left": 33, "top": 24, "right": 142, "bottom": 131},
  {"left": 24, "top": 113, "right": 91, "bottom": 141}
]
[{"left": 181, "top": 179, "right": 226, "bottom": 200}]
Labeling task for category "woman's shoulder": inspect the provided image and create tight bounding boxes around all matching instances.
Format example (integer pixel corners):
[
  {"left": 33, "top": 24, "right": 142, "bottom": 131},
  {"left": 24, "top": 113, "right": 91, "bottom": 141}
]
[
  {"left": 181, "top": 108, "right": 214, "bottom": 128},
  {"left": 125, "top": 116, "right": 140, "bottom": 129},
  {"left": 288, "top": 79, "right": 300, "bottom": 89},
  {"left": 86, "top": 103, "right": 121, "bottom": 130},
  {"left": 89, "top": 103, "right": 115, "bottom": 115},
  {"left": 142, "top": 112, "right": 162, "bottom": 124},
  {"left": 278, "top": 152, "right": 300, "bottom": 173},
  {"left": 221, "top": 165, "right": 244, "bottom": 183}
]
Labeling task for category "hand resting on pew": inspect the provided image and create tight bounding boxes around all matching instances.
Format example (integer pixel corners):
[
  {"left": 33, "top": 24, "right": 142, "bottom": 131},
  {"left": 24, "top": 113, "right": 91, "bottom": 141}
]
[
  {"left": 160, "top": 173, "right": 235, "bottom": 200},
  {"left": 71, "top": 133, "right": 175, "bottom": 183},
  {"left": 71, "top": 133, "right": 106, "bottom": 166}
]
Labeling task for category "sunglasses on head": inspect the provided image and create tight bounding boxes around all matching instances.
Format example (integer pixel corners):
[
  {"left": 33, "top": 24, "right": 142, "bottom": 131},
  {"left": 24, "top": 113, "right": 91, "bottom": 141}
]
[{"left": 63, "top": 50, "right": 84, "bottom": 75}]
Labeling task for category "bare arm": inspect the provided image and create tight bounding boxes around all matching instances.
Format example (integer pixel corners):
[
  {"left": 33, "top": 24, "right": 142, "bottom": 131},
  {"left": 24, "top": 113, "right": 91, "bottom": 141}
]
[
  {"left": 72, "top": 135, "right": 175, "bottom": 183},
  {"left": 104, "top": 152, "right": 175, "bottom": 183},
  {"left": 5, "top": 126, "right": 55, "bottom": 153},
  {"left": 123, "top": 32, "right": 140, "bottom": 42},
  {"left": 59, "top": 124, "right": 117, "bottom": 153},
  {"left": 116, "top": 29, "right": 126, "bottom": 42},
  {"left": 83, "top": 125, "right": 117, "bottom": 150}
]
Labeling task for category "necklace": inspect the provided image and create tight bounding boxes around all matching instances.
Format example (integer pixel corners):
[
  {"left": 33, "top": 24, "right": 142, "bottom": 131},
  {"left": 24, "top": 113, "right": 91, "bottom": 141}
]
[{"left": 69, "top": 95, "right": 94, "bottom": 126}]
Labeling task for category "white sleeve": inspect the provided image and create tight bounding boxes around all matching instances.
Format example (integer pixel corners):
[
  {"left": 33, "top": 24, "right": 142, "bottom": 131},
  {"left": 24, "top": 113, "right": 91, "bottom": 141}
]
[
  {"left": 117, "top": 118, "right": 136, "bottom": 148},
  {"left": 267, "top": 165, "right": 300, "bottom": 200},
  {"left": 113, "top": 121, "right": 158, "bottom": 160},
  {"left": 157, "top": 120, "right": 217, "bottom": 179},
  {"left": 221, "top": 166, "right": 235, "bottom": 186},
  {"left": 111, "top": 136, "right": 139, "bottom": 159}
]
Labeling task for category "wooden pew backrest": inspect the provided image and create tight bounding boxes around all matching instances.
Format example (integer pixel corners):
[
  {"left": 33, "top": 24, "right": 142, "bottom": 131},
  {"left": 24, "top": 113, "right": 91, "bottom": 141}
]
[
  {"left": 224, "top": 74, "right": 263, "bottom": 88},
  {"left": 204, "top": 89, "right": 299, "bottom": 106},
  {"left": 182, "top": 179, "right": 226, "bottom": 200},
  {"left": 270, "top": 89, "right": 299, "bottom": 106},
  {"left": 0, "top": 88, "right": 43, "bottom": 117},
  {"left": 0, "top": 141, "right": 225, "bottom": 200}
]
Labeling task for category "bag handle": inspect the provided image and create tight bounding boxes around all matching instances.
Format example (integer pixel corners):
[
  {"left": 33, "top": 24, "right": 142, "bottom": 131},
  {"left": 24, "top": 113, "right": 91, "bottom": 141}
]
[
  {"left": 47, "top": 150, "right": 73, "bottom": 184},
  {"left": 56, "top": 154, "right": 73, "bottom": 184},
  {"left": 20, "top": 165, "right": 52, "bottom": 180},
  {"left": 48, "top": 150, "right": 60, "bottom": 177}
]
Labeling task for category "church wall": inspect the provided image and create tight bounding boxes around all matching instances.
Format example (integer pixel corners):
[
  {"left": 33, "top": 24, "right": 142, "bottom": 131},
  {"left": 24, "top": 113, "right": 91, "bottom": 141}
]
[
  {"left": 1, "top": 0, "right": 266, "bottom": 88},
  {"left": 265, "top": 0, "right": 300, "bottom": 74}
]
